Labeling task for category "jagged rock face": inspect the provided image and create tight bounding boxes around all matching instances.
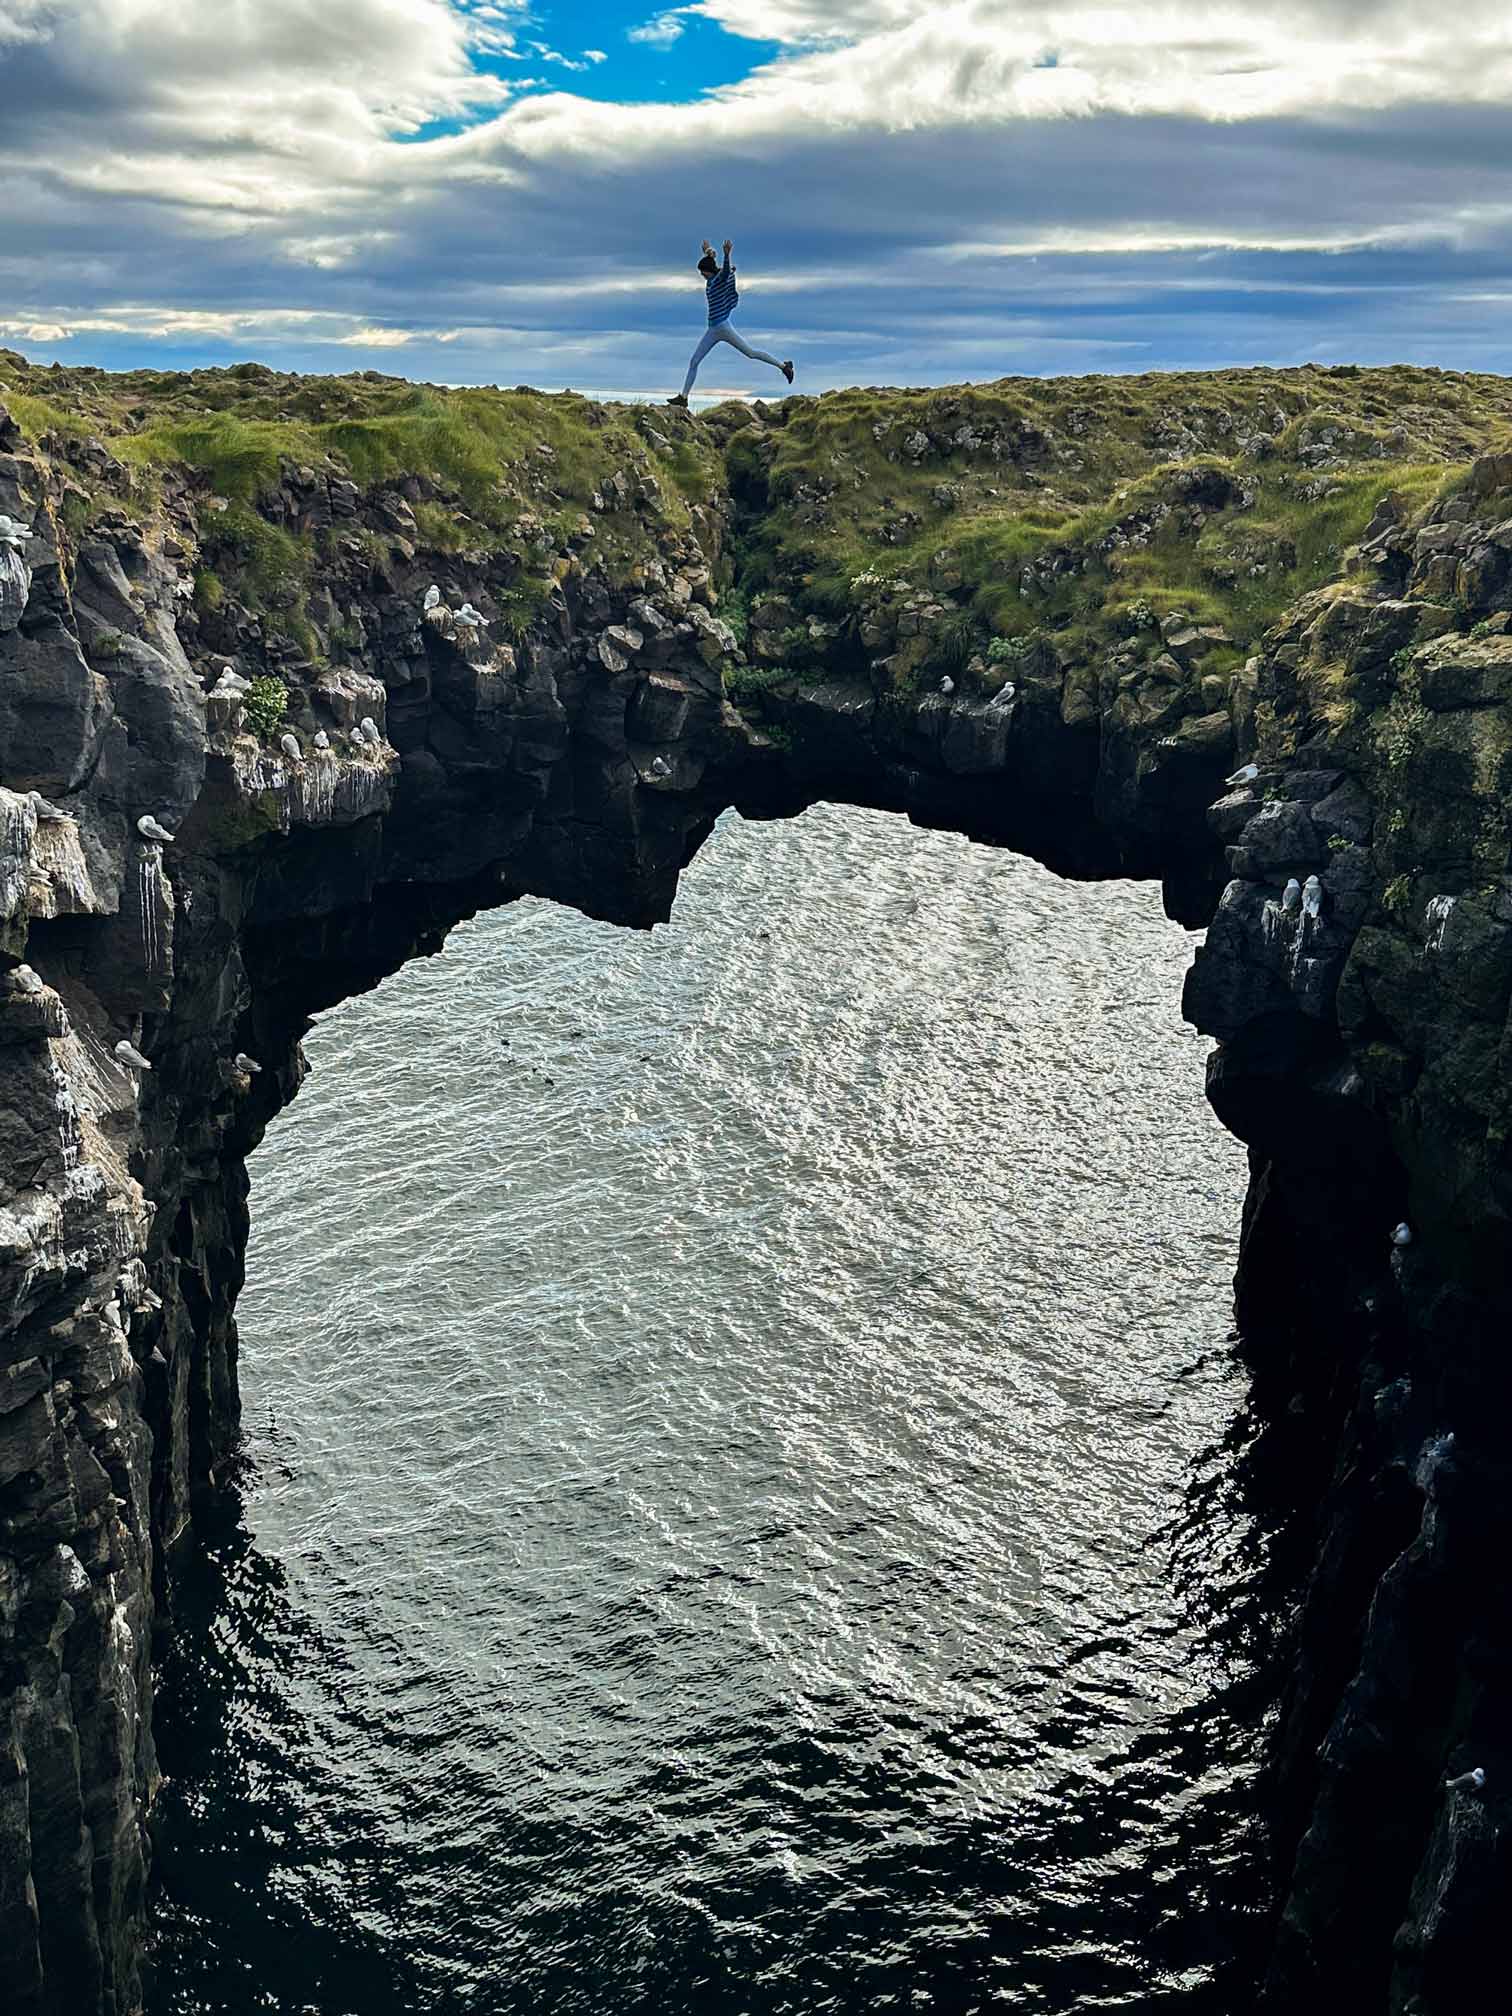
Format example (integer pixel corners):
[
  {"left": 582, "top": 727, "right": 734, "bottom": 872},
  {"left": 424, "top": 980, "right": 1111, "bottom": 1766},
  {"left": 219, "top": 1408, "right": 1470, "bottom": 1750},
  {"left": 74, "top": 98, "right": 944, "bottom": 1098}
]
[{"left": 2, "top": 378, "right": 1510, "bottom": 2015}]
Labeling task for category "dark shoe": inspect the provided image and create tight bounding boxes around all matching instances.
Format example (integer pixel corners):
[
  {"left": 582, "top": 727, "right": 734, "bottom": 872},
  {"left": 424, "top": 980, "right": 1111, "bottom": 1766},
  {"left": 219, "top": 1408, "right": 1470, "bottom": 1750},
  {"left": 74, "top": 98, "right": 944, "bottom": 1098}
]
[
  {"left": 667, "top": 393, "right": 689, "bottom": 408},
  {"left": 781, "top": 361, "right": 795, "bottom": 384}
]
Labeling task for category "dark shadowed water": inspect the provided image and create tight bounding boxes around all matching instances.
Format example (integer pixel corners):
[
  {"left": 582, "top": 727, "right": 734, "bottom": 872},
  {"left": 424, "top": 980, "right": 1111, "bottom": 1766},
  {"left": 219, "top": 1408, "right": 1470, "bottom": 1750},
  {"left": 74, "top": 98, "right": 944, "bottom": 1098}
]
[{"left": 149, "top": 804, "right": 1287, "bottom": 2016}]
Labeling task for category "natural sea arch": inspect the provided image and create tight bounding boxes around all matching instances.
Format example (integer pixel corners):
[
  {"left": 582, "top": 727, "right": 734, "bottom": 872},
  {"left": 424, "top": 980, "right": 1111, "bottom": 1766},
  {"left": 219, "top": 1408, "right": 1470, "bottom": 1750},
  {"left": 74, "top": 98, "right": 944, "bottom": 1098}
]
[{"left": 146, "top": 804, "right": 1294, "bottom": 2016}]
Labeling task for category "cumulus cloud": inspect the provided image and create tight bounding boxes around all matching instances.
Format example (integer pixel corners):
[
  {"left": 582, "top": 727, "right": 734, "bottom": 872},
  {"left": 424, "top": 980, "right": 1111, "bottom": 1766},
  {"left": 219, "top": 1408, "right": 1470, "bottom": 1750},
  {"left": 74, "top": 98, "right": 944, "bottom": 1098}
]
[{"left": 2, "top": 0, "right": 1511, "bottom": 391}]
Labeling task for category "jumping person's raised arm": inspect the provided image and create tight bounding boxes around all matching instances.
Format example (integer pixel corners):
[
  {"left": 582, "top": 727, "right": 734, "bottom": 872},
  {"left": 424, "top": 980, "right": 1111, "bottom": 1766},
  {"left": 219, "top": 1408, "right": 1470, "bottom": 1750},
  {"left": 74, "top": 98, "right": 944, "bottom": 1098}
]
[{"left": 722, "top": 238, "right": 733, "bottom": 272}]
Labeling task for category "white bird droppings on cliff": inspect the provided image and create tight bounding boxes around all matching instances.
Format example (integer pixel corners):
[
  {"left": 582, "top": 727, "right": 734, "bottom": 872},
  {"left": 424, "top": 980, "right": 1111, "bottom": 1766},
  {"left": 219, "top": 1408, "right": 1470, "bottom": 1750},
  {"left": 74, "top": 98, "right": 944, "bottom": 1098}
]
[
  {"left": 1445, "top": 1767, "right": 1486, "bottom": 1793},
  {"left": 1282, "top": 877, "right": 1302, "bottom": 912},
  {"left": 136, "top": 815, "right": 175, "bottom": 845},
  {"left": 1226, "top": 762, "right": 1260, "bottom": 787},
  {"left": 1425, "top": 894, "right": 1457, "bottom": 953},
  {"left": 1302, "top": 875, "right": 1324, "bottom": 920},
  {"left": 114, "top": 1040, "right": 152, "bottom": 1072},
  {"left": 137, "top": 850, "right": 164, "bottom": 972}
]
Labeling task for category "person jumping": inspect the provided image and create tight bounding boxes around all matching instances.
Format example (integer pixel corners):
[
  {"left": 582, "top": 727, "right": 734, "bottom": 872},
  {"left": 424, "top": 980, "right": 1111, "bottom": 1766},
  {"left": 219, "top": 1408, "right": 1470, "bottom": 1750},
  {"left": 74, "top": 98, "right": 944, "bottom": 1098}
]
[{"left": 668, "top": 239, "right": 794, "bottom": 407}]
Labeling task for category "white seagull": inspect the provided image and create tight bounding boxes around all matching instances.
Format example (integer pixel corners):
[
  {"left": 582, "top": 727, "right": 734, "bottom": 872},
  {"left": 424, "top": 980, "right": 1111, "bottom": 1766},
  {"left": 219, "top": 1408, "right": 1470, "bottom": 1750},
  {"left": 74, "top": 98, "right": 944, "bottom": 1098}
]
[
  {"left": 423, "top": 584, "right": 442, "bottom": 612},
  {"left": 234, "top": 1052, "right": 263, "bottom": 1076},
  {"left": 1445, "top": 1767, "right": 1486, "bottom": 1793},
  {"left": 137, "top": 814, "right": 176, "bottom": 845},
  {"left": 11, "top": 965, "right": 44, "bottom": 996},
  {"left": 1392, "top": 1222, "right": 1413, "bottom": 1248},
  {"left": 279, "top": 732, "right": 303, "bottom": 762},
  {"left": 313, "top": 730, "right": 331, "bottom": 751},
  {"left": 990, "top": 680, "right": 1016, "bottom": 709},
  {"left": 114, "top": 1039, "right": 152, "bottom": 1071},
  {"left": 647, "top": 755, "right": 673, "bottom": 780},
  {"left": 457, "top": 602, "right": 487, "bottom": 627},
  {"left": 1302, "top": 875, "right": 1324, "bottom": 920},
  {"left": 0, "top": 513, "right": 34, "bottom": 547},
  {"left": 1282, "top": 878, "right": 1302, "bottom": 912},
  {"left": 358, "top": 717, "right": 382, "bottom": 745},
  {"left": 29, "top": 791, "right": 71, "bottom": 824},
  {"left": 939, "top": 675, "right": 955, "bottom": 695},
  {"left": 1226, "top": 762, "right": 1260, "bottom": 788}
]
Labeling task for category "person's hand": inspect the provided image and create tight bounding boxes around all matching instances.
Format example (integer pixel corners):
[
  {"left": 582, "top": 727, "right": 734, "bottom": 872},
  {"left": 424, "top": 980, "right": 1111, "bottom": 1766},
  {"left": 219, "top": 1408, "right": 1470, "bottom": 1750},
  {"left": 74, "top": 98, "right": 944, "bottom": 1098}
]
[
  {"left": 723, "top": 238, "right": 733, "bottom": 255},
  {"left": 702, "top": 239, "right": 713, "bottom": 253}
]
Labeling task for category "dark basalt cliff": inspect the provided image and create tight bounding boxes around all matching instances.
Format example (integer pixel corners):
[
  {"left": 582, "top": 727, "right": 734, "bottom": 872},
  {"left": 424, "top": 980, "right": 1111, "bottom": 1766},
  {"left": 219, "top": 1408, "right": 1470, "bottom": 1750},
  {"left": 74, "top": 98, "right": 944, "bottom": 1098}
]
[{"left": 1, "top": 359, "right": 1509, "bottom": 2014}]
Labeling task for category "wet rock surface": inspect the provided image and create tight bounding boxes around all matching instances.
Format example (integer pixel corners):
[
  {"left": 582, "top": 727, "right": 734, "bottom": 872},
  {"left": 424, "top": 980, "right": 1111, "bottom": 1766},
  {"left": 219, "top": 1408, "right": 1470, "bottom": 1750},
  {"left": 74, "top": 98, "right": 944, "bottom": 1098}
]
[{"left": 1, "top": 378, "right": 1509, "bottom": 2014}]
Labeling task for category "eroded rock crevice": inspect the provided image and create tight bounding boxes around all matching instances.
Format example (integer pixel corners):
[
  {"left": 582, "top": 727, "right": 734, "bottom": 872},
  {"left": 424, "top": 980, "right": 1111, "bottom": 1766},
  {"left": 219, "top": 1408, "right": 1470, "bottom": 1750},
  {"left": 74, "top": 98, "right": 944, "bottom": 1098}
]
[{"left": 2, "top": 367, "right": 1510, "bottom": 2013}]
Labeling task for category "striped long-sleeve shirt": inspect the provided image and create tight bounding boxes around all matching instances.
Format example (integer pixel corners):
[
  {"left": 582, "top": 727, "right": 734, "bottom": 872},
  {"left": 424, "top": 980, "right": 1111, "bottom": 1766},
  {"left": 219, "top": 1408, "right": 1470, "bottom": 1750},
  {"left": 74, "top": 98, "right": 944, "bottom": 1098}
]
[{"left": 706, "top": 260, "right": 739, "bottom": 327}]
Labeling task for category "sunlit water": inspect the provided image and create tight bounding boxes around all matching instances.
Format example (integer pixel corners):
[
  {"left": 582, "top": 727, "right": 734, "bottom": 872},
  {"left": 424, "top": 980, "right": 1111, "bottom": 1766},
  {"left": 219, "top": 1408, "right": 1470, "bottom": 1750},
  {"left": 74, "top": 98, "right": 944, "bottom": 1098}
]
[{"left": 150, "top": 804, "right": 1283, "bottom": 2016}]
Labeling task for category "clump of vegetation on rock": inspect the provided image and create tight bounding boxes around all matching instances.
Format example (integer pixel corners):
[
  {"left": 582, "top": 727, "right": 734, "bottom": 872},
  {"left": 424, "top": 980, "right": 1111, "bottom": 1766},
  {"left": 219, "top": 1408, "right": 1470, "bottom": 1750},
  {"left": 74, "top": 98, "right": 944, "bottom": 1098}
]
[{"left": 243, "top": 676, "right": 289, "bottom": 743}]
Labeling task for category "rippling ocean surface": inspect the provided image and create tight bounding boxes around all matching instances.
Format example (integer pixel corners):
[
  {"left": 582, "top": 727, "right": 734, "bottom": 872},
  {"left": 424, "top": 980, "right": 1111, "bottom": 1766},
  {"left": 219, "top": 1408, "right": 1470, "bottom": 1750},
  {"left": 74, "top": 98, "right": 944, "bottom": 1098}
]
[{"left": 150, "top": 804, "right": 1283, "bottom": 2016}]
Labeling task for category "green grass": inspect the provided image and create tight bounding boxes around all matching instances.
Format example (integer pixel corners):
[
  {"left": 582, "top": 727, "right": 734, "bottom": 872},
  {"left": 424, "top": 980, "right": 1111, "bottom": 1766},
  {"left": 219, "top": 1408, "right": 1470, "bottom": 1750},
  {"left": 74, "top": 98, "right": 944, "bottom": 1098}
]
[
  {"left": 0, "top": 355, "right": 724, "bottom": 567},
  {"left": 116, "top": 412, "right": 315, "bottom": 503},
  {"left": 728, "top": 367, "right": 1512, "bottom": 669}
]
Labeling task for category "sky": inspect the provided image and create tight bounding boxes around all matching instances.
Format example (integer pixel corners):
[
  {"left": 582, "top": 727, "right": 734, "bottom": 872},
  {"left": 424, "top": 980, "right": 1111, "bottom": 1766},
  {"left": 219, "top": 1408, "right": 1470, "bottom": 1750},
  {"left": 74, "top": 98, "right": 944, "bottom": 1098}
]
[{"left": 2, "top": 1, "right": 1512, "bottom": 401}]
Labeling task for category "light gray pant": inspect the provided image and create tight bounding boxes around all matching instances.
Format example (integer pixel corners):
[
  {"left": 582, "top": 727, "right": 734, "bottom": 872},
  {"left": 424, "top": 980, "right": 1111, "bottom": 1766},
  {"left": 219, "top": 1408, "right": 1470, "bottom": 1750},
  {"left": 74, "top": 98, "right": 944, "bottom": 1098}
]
[{"left": 682, "top": 322, "right": 785, "bottom": 396}]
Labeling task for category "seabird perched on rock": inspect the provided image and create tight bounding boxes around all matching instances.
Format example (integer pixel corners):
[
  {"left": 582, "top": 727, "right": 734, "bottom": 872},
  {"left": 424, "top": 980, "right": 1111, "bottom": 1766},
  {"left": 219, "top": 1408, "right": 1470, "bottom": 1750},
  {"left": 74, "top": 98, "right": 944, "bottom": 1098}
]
[
  {"left": 279, "top": 732, "right": 303, "bottom": 762},
  {"left": 234, "top": 1052, "right": 263, "bottom": 1075},
  {"left": 313, "top": 730, "right": 331, "bottom": 751},
  {"left": 989, "top": 680, "right": 1016, "bottom": 709},
  {"left": 358, "top": 717, "right": 382, "bottom": 745},
  {"left": 1392, "top": 1222, "right": 1413, "bottom": 1248},
  {"left": 456, "top": 602, "right": 487, "bottom": 627},
  {"left": 1282, "top": 877, "right": 1302, "bottom": 912},
  {"left": 11, "top": 965, "right": 44, "bottom": 996},
  {"left": 114, "top": 1039, "right": 152, "bottom": 1071},
  {"left": 423, "top": 584, "right": 442, "bottom": 612},
  {"left": 1226, "top": 762, "right": 1260, "bottom": 788},
  {"left": 136, "top": 814, "right": 176, "bottom": 845},
  {"left": 0, "top": 513, "right": 34, "bottom": 547},
  {"left": 1446, "top": 1767, "right": 1486, "bottom": 1793},
  {"left": 648, "top": 755, "right": 673, "bottom": 780},
  {"left": 29, "top": 791, "right": 71, "bottom": 824},
  {"left": 1302, "top": 875, "right": 1324, "bottom": 920},
  {"left": 939, "top": 675, "right": 955, "bottom": 695}
]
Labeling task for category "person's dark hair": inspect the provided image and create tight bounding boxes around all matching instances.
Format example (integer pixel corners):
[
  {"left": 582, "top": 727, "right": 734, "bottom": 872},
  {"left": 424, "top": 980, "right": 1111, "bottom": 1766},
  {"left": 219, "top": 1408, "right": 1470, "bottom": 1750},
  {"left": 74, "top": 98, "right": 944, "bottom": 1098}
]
[{"left": 698, "top": 252, "right": 718, "bottom": 276}]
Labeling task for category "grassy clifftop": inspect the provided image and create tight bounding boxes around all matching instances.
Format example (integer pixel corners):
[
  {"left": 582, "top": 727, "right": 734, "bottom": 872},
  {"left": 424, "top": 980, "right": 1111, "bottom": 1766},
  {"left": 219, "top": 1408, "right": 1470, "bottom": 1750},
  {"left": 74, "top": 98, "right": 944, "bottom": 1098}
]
[
  {"left": 5, "top": 350, "right": 1510, "bottom": 713},
  {"left": 713, "top": 363, "right": 1512, "bottom": 697},
  {"left": 0, "top": 351, "right": 725, "bottom": 647}
]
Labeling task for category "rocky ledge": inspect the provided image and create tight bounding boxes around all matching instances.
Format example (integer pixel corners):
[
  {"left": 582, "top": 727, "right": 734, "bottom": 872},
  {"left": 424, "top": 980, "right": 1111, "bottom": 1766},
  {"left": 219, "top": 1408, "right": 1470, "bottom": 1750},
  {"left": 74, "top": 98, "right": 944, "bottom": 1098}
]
[{"left": 1, "top": 357, "right": 1509, "bottom": 2014}]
